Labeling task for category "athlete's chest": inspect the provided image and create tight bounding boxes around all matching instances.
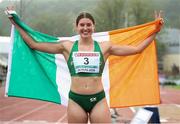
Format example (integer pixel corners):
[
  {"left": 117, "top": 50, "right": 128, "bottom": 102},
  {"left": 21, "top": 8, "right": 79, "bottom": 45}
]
[{"left": 72, "top": 51, "right": 101, "bottom": 73}]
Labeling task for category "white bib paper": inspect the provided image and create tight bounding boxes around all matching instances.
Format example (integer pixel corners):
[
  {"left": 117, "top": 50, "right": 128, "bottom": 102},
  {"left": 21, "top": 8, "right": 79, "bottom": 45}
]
[{"left": 72, "top": 52, "right": 100, "bottom": 73}]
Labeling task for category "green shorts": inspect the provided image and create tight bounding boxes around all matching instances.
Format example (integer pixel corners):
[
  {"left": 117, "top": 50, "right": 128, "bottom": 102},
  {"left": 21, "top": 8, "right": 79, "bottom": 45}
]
[{"left": 69, "top": 90, "right": 105, "bottom": 113}]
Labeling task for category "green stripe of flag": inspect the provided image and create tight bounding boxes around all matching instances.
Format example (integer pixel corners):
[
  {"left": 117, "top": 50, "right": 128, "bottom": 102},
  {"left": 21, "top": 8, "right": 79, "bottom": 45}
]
[{"left": 7, "top": 13, "right": 61, "bottom": 104}]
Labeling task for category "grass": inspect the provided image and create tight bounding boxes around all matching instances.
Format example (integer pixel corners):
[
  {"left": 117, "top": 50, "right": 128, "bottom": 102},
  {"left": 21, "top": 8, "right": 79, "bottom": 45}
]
[{"left": 166, "top": 85, "right": 180, "bottom": 90}]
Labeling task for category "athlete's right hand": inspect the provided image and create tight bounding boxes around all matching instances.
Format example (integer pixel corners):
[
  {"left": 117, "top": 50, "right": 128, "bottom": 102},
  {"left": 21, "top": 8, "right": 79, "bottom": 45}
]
[
  {"left": 5, "top": 6, "right": 16, "bottom": 25},
  {"left": 5, "top": 6, "right": 15, "bottom": 17}
]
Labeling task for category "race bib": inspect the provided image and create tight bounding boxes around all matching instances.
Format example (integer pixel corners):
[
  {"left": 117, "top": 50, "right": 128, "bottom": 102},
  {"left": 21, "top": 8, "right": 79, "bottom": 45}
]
[{"left": 72, "top": 52, "right": 100, "bottom": 73}]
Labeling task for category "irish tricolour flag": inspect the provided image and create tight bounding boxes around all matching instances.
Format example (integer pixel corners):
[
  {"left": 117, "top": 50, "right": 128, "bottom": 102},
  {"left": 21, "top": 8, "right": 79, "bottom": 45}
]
[{"left": 5, "top": 12, "right": 161, "bottom": 108}]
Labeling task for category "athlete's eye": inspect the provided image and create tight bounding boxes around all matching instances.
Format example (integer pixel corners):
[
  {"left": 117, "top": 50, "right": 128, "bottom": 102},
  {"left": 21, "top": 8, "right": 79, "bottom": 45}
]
[
  {"left": 86, "top": 23, "right": 92, "bottom": 27},
  {"left": 80, "top": 23, "right": 85, "bottom": 27}
]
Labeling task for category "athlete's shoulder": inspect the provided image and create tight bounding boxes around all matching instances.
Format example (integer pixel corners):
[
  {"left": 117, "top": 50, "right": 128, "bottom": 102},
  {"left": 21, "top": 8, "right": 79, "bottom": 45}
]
[
  {"left": 97, "top": 41, "right": 112, "bottom": 55},
  {"left": 57, "top": 40, "right": 73, "bottom": 51},
  {"left": 58, "top": 40, "right": 73, "bottom": 44},
  {"left": 58, "top": 40, "right": 73, "bottom": 46},
  {"left": 99, "top": 41, "right": 111, "bottom": 49}
]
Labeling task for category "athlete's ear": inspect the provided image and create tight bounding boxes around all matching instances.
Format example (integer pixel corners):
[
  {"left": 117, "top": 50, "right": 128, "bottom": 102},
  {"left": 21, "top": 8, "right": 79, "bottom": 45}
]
[
  {"left": 74, "top": 22, "right": 79, "bottom": 33},
  {"left": 92, "top": 25, "right": 95, "bottom": 32}
]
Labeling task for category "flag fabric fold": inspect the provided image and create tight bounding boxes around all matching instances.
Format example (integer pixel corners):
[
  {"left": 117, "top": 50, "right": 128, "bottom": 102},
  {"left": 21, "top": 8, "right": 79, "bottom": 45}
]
[{"left": 5, "top": 13, "right": 161, "bottom": 108}]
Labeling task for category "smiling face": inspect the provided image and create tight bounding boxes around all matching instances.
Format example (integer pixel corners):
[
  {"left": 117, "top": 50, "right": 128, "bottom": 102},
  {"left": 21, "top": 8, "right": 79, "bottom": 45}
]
[
  {"left": 75, "top": 12, "right": 95, "bottom": 39},
  {"left": 76, "top": 18, "right": 95, "bottom": 39}
]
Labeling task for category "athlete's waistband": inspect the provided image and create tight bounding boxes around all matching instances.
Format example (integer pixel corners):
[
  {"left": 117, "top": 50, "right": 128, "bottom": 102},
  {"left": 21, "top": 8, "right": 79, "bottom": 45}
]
[{"left": 69, "top": 90, "right": 105, "bottom": 97}]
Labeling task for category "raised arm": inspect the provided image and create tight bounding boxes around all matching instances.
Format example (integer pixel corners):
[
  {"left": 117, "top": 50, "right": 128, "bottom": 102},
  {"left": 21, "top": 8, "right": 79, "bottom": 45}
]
[
  {"left": 109, "top": 11, "right": 164, "bottom": 56},
  {"left": 109, "top": 33, "right": 157, "bottom": 56},
  {"left": 6, "top": 7, "right": 67, "bottom": 54}
]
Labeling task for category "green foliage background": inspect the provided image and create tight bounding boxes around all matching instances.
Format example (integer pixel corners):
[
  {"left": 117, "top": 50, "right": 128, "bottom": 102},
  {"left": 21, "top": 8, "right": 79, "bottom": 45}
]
[{"left": 0, "top": 0, "right": 180, "bottom": 36}]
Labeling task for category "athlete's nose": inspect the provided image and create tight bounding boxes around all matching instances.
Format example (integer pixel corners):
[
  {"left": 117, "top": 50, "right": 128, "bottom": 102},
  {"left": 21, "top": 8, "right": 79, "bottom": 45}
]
[{"left": 84, "top": 25, "right": 88, "bottom": 30}]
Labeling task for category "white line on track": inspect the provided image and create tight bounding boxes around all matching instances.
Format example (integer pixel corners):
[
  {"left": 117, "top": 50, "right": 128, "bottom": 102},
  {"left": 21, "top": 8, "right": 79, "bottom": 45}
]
[
  {"left": 8, "top": 103, "right": 50, "bottom": 122},
  {"left": 56, "top": 113, "right": 67, "bottom": 123},
  {"left": 130, "top": 107, "right": 136, "bottom": 113},
  {"left": 174, "top": 104, "right": 180, "bottom": 108}
]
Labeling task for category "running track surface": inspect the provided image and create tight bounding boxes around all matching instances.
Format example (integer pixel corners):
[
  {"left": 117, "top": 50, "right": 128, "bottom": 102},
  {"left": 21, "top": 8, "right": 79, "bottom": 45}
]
[{"left": 0, "top": 86, "right": 180, "bottom": 123}]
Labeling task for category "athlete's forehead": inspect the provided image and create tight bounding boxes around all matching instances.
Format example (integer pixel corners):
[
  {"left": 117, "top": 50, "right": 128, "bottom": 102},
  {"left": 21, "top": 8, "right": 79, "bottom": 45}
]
[
  {"left": 78, "top": 18, "right": 94, "bottom": 24},
  {"left": 76, "top": 12, "right": 95, "bottom": 26}
]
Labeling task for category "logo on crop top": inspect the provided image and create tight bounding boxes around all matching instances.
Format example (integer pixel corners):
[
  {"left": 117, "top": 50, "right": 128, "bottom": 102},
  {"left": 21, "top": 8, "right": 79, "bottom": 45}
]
[{"left": 90, "top": 97, "right": 97, "bottom": 102}]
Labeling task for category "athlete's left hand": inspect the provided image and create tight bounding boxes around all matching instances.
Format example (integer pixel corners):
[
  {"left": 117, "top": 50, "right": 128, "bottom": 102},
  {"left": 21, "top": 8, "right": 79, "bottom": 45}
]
[{"left": 154, "top": 10, "right": 164, "bottom": 32}]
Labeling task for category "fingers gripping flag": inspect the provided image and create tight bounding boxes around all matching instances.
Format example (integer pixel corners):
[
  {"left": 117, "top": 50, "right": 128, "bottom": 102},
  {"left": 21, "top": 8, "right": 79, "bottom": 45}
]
[{"left": 5, "top": 12, "right": 161, "bottom": 108}]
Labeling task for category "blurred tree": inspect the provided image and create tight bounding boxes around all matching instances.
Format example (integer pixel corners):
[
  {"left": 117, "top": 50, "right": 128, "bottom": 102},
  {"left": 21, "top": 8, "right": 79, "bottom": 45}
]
[
  {"left": 163, "top": 0, "right": 180, "bottom": 29},
  {"left": 14, "top": 0, "right": 33, "bottom": 20},
  {"left": 172, "top": 64, "right": 180, "bottom": 77},
  {"left": 1, "top": 0, "right": 180, "bottom": 36},
  {"left": 93, "top": 0, "right": 156, "bottom": 31},
  {"left": 128, "top": 0, "right": 155, "bottom": 25},
  {"left": 31, "top": 13, "right": 73, "bottom": 37},
  {"left": 156, "top": 39, "right": 167, "bottom": 61},
  {"left": 0, "top": 0, "right": 100, "bottom": 36},
  {"left": 93, "top": 0, "right": 125, "bottom": 32}
]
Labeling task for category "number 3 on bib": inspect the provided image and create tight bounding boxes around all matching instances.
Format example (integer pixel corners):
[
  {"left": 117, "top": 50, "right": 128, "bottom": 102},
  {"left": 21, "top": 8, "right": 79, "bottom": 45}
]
[{"left": 84, "top": 57, "right": 89, "bottom": 65}]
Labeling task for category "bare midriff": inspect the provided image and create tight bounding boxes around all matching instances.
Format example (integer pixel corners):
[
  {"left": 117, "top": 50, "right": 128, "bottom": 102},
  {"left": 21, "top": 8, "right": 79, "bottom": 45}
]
[{"left": 70, "top": 76, "right": 104, "bottom": 94}]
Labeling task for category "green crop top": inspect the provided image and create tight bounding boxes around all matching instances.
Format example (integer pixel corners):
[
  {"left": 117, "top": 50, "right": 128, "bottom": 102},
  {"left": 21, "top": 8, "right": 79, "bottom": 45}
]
[{"left": 67, "top": 40, "right": 105, "bottom": 77}]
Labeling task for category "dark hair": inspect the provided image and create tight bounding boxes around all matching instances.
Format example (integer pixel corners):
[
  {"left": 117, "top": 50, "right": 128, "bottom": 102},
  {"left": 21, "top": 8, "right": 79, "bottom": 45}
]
[{"left": 76, "top": 12, "right": 95, "bottom": 26}]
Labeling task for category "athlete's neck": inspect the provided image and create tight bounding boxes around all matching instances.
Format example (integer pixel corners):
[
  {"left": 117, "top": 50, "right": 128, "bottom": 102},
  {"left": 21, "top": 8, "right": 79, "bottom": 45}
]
[{"left": 79, "top": 37, "right": 93, "bottom": 46}]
